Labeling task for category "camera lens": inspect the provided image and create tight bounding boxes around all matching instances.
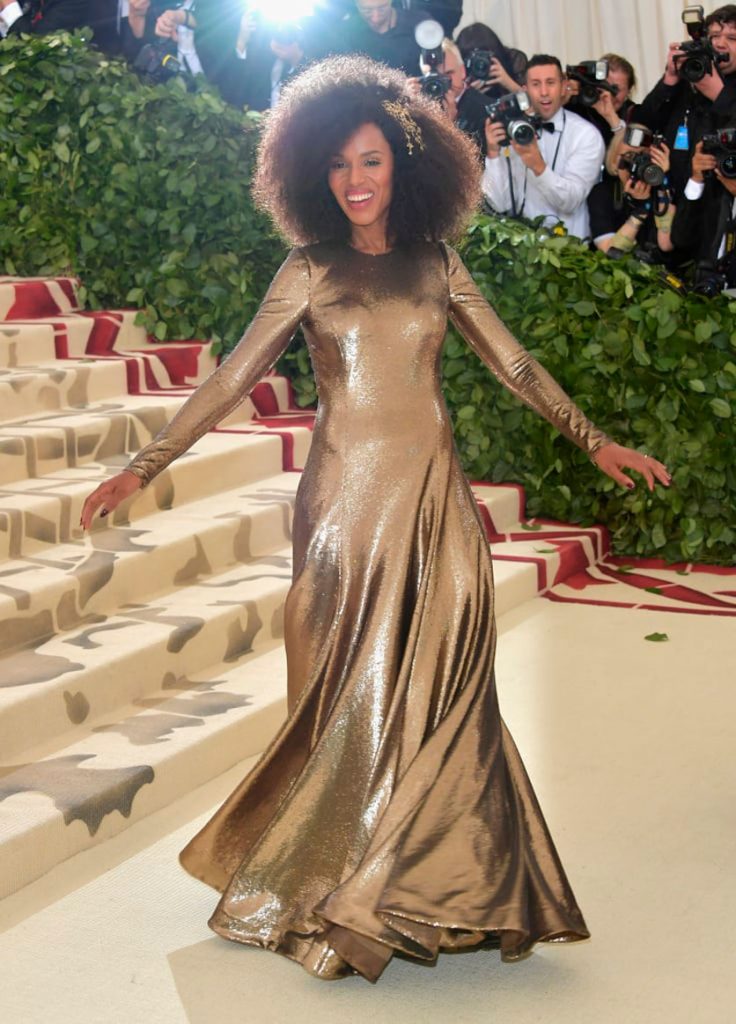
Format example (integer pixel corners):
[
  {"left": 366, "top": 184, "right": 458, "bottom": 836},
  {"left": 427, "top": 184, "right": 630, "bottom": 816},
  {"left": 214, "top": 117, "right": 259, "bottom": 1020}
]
[
  {"left": 510, "top": 121, "right": 535, "bottom": 146},
  {"left": 643, "top": 164, "right": 665, "bottom": 187},
  {"left": 682, "top": 55, "right": 707, "bottom": 82},
  {"left": 720, "top": 153, "right": 736, "bottom": 178}
]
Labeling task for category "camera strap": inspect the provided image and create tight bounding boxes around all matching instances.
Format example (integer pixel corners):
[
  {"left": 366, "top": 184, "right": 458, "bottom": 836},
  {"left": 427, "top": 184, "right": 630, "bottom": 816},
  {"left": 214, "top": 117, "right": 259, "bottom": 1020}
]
[{"left": 518, "top": 110, "right": 566, "bottom": 218}]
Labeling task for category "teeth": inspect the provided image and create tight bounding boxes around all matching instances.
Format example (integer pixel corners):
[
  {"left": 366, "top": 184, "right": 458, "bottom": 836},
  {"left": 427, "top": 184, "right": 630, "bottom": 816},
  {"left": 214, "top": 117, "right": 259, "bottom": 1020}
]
[{"left": 347, "top": 193, "right": 373, "bottom": 202}]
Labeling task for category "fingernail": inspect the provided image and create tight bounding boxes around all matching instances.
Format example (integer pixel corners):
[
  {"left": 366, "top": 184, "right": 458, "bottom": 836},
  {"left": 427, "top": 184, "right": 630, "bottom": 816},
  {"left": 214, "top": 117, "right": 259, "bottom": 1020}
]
[
  {"left": 100, "top": 509, "right": 108, "bottom": 518},
  {"left": 627, "top": 482, "right": 635, "bottom": 489}
]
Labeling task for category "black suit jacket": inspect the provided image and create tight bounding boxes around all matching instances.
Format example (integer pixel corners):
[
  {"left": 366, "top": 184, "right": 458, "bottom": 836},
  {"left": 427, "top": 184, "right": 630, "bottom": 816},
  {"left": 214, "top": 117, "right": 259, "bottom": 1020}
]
[{"left": 4, "top": 0, "right": 90, "bottom": 36}]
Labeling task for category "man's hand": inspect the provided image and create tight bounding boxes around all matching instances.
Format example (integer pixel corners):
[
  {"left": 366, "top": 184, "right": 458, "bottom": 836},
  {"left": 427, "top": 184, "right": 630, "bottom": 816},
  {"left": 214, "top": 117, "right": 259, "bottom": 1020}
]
[
  {"left": 155, "top": 8, "right": 187, "bottom": 40},
  {"left": 271, "top": 39, "right": 303, "bottom": 67},
  {"left": 484, "top": 119, "right": 507, "bottom": 159},
  {"left": 691, "top": 140, "right": 718, "bottom": 183},
  {"left": 664, "top": 41, "right": 686, "bottom": 86},
  {"left": 693, "top": 64, "right": 724, "bottom": 101},
  {"left": 512, "top": 135, "right": 546, "bottom": 176}
]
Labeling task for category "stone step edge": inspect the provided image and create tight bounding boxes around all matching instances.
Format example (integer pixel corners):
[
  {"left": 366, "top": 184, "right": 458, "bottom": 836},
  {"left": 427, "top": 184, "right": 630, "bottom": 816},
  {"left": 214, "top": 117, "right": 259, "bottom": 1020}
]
[
  {"left": 0, "top": 646, "right": 288, "bottom": 900},
  {"left": 0, "top": 478, "right": 299, "bottom": 655},
  {"left": 0, "top": 567, "right": 292, "bottom": 763},
  {"left": 0, "top": 433, "right": 301, "bottom": 555}
]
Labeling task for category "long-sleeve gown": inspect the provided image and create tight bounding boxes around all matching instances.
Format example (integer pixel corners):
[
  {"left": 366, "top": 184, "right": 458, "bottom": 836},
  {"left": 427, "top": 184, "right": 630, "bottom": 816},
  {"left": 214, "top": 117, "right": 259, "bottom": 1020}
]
[{"left": 125, "top": 241, "right": 610, "bottom": 982}]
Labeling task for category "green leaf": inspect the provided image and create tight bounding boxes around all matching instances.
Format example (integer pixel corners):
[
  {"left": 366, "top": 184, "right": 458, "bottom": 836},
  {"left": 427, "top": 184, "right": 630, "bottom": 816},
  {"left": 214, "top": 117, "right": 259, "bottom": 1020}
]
[
  {"left": 710, "top": 398, "right": 732, "bottom": 419},
  {"left": 644, "top": 633, "right": 669, "bottom": 642}
]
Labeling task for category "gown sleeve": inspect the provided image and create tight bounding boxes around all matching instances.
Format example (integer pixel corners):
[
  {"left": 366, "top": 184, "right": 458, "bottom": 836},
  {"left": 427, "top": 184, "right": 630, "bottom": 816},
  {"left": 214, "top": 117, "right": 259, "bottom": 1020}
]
[
  {"left": 124, "top": 247, "right": 310, "bottom": 487},
  {"left": 444, "top": 243, "right": 611, "bottom": 458}
]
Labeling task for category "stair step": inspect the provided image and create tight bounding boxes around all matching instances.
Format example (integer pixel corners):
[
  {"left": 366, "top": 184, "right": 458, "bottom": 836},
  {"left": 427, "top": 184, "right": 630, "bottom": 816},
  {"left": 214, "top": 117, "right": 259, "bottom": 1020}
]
[
  {"left": 0, "top": 644, "right": 288, "bottom": 900},
  {"left": 0, "top": 323, "right": 58, "bottom": 367},
  {"left": 0, "top": 276, "right": 81, "bottom": 319},
  {"left": 0, "top": 430, "right": 300, "bottom": 558},
  {"left": 0, "top": 359, "right": 132, "bottom": 424},
  {"left": 0, "top": 562, "right": 291, "bottom": 761},
  {"left": 0, "top": 471, "right": 301, "bottom": 655}
]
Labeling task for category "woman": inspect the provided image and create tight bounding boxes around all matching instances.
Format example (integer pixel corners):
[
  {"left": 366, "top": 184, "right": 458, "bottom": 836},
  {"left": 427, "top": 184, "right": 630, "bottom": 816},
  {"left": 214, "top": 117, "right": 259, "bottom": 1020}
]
[
  {"left": 81, "top": 56, "right": 670, "bottom": 983},
  {"left": 455, "top": 21, "right": 526, "bottom": 100},
  {"left": 589, "top": 126, "right": 676, "bottom": 260}
]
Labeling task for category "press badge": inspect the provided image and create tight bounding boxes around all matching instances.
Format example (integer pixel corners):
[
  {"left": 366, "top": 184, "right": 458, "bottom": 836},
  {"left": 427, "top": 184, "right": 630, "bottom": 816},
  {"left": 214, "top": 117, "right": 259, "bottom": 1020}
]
[{"left": 674, "top": 123, "right": 690, "bottom": 150}]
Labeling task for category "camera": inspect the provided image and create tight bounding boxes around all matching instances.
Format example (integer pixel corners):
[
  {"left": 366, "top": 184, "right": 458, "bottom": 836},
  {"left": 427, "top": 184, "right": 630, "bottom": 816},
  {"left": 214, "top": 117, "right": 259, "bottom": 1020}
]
[
  {"left": 702, "top": 127, "right": 736, "bottom": 178},
  {"left": 619, "top": 126, "right": 667, "bottom": 187},
  {"left": 415, "top": 19, "right": 452, "bottom": 101},
  {"left": 465, "top": 49, "right": 493, "bottom": 81},
  {"left": 132, "top": 42, "right": 183, "bottom": 83},
  {"left": 675, "top": 5, "right": 729, "bottom": 83},
  {"left": 565, "top": 60, "right": 619, "bottom": 106},
  {"left": 486, "top": 90, "right": 542, "bottom": 146}
]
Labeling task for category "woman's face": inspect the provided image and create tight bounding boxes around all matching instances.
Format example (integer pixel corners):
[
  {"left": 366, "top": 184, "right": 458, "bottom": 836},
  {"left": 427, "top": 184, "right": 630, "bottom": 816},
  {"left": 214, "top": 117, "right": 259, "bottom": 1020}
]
[{"left": 328, "top": 123, "right": 394, "bottom": 234}]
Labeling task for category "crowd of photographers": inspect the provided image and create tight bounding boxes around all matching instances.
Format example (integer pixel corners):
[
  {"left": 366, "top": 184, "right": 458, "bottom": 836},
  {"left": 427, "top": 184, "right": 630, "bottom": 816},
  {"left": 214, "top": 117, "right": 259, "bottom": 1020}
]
[{"left": 2, "top": 1, "right": 736, "bottom": 293}]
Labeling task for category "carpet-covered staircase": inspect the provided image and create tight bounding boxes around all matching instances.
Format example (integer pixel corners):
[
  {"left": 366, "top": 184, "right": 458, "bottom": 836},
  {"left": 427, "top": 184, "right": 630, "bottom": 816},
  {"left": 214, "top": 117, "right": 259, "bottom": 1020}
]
[{"left": 0, "top": 275, "right": 609, "bottom": 900}]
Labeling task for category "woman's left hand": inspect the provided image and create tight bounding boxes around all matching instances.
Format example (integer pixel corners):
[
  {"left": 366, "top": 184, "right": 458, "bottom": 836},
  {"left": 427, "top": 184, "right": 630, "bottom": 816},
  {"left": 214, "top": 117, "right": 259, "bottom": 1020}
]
[
  {"left": 650, "top": 140, "right": 671, "bottom": 174},
  {"left": 593, "top": 442, "right": 671, "bottom": 491}
]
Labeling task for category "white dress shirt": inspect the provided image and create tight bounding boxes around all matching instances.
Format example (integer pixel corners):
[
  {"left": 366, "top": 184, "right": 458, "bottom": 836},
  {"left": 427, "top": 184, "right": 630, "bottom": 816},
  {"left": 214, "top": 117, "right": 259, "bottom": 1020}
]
[
  {"left": 0, "top": 1, "right": 22, "bottom": 36},
  {"left": 482, "top": 106, "right": 605, "bottom": 240}
]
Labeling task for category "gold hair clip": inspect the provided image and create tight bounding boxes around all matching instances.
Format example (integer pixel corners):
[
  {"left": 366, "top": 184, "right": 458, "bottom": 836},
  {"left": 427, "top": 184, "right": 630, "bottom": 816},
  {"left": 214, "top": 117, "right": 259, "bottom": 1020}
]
[{"left": 382, "top": 99, "right": 425, "bottom": 156}]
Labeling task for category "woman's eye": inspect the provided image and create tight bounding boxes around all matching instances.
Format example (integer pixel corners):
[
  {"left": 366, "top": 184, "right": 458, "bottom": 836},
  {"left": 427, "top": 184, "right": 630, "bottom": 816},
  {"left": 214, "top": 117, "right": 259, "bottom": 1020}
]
[
  {"left": 365, "top": 158, "right": 381, "bottom": 167},
  {"left": 330, "top": 161, "right": 346, "bottom": 170}
]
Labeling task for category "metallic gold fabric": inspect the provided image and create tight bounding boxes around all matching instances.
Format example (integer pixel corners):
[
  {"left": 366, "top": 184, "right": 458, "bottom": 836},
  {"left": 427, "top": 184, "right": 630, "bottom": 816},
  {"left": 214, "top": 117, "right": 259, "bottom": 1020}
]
[{"left": 128, "top": 242, "right": 609, "bottom": 982}]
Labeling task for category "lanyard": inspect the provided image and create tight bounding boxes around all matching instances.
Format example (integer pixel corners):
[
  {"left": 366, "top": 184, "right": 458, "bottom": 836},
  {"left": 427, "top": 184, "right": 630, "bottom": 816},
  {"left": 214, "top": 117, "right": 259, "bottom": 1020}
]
[{"left": 508, "top": 110, "right": 566, "bottom": 219}]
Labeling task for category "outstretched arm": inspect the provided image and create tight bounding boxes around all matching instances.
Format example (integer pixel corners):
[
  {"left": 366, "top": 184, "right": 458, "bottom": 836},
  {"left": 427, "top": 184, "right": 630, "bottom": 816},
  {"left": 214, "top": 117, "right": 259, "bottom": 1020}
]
[
  {"left": 444, "top": 244, "right": 670, "bottom": 490},
  {"left": 81, "top": 248, "right": 310, "bottom": 528}
]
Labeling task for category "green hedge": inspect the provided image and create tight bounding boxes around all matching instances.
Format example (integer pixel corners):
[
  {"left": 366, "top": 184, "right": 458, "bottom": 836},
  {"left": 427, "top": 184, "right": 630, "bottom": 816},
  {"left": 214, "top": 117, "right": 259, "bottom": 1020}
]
[
  {"left": 283, "top": 218, "right": 736, "bottom": 565},
  {"left": 0, "top": 31, "right": 283, "bottom": 352},
  {"left": 1, "top": 35, "right": 734, "bottom": 563}
]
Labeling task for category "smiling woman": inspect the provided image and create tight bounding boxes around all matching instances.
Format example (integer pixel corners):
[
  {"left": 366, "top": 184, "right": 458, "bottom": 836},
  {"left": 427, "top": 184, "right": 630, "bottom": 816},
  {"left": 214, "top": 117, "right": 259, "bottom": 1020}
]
[{"left": 81, "top": 54, "right": 669, "bottom": 984}]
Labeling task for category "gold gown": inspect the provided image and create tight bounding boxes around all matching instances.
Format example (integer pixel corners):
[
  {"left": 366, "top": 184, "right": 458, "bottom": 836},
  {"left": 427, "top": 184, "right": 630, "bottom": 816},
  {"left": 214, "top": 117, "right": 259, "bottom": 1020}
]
[{"left": 125, "top": 241, "right": 610, "bottom": 982}]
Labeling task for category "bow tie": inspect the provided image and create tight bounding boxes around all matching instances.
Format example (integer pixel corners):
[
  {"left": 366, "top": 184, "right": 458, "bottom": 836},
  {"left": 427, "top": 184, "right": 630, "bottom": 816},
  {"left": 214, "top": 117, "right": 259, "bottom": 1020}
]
[{"left": 540, "top": 122, "right": 557, "bottom": 134}]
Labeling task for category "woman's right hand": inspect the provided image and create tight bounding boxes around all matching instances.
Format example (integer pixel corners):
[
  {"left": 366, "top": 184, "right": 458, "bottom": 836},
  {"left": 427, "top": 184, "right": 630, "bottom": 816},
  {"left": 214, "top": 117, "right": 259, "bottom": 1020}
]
[
  {"left": 487, "top": 58, "right": 519, "bottom": 94},
  {"left": 80, "top": 471, "right": 142, "bottom": 531}
]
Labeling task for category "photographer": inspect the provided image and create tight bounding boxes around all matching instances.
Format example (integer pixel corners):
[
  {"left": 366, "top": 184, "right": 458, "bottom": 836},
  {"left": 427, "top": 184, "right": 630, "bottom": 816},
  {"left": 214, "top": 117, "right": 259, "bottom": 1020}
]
[
  {"left": 634, "top": 5, "right": 736, "bottom": 197},
  {"left": 566, "top": 53, "right": 638, "bottom": 149},
  {"left": 213, "top": 7, "right": 321, "bottom": 110},
  {"left": 671, "top": 137, "right": 736, "bottom": 291},
  {"left": 339, "top": 0, "right": 424, "bottom": 75},
  {"left": 588, "top": 126, "right": 676, "bottom": 262},
  {"left": 483, "top": 55, "right": 605, "bottom": 240},
  {"left": 410, "top": 36, "right": 489, "bottom": 154},
  {"left": 0, "top": 0, "right": 89, "bottom": 37},
  {"left": 456, "top": 21, "right": 526, "bottom": 101},
  {"left": 130, "top": 0, "right": 205, "bottom": 75}
]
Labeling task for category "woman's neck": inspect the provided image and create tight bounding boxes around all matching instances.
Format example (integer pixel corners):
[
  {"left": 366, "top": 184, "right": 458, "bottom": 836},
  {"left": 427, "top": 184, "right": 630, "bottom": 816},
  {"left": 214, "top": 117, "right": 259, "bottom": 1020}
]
[{"left": 349, "top": 224, "right": 392, "bottom": 255}]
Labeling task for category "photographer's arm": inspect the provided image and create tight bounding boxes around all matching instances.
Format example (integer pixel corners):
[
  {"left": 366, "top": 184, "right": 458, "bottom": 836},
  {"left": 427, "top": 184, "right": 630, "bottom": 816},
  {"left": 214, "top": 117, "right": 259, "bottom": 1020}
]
[
  {"left": 481, "top": 120, "right": 515, "bottom": 213},
  {"left": 444, "top": 245, "right": 670, "bottom": 489},
  {"left": 81, "top": 249, "right": 310, "bottom": 528}
]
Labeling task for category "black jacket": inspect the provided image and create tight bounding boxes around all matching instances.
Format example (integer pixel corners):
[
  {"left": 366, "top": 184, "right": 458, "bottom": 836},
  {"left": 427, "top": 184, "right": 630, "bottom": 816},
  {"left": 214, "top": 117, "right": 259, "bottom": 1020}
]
[
  {"left": 633, "top": 73, "right": 736, "bottom": 198},
  {"left": 671, "top": 175, "right": 735, "bottom": 273},
  {"left": 3, "top": 0, "right": 90, "bottom": 36},
  {"left": 339, "top": 8, "right": 425, "bottom": 77}
]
